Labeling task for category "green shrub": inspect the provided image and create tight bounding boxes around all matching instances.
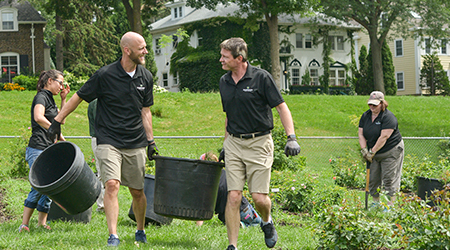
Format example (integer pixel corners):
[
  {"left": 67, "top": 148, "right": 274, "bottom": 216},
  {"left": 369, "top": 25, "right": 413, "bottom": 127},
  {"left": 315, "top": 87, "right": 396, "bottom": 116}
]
[
  {"left": 314, "top": 199, "right": 395, "bottom": 249},
  {"left": 12, "top": 75, "right": 39, "bottom": 91},
  {"left": 329, "top": 151, "right": 365, "bottom": 189},
  {"left": 271, "top": 169, "right": 317, "bottom": 213},
  {"left": 63, "top": 71, "right": 90, "bottom": 91},
  {"left": 272, "top": 123, "right": 306, "bottom": 171},
  {"left": 5, "top": 128, "right": 30, "bottom": 178},
  {"left": 392, "top": 189, "right": 450, "bottom": 249},
  {"left": 401, "top": 154, "right": 450, "bottom": 192}
]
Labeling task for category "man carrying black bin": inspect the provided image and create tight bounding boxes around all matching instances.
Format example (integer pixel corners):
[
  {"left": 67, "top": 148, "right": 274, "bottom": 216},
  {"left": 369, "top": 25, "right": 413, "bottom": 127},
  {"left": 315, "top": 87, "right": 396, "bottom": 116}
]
[
  {"left": 48, "top": 32, "right": 158, "bottom": 247},
  {"left": 218, "top": 37, "right": 301, "bottom": 250}
]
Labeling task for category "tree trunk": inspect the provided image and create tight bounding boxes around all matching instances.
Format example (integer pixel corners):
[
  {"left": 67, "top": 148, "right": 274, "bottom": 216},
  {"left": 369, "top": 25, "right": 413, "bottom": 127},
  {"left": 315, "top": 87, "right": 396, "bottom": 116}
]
[
  {"left": 265, "top": 13, "right": 281, "bottom": 90},
  {"left": 369, "top": 37, "right": 385, "bottom": 93},
  {"left": 55, "top": 14, "right": 63, "bottom": 71},
  {"left": 122, "top": 0, "right": 142, "bottom": 34}
]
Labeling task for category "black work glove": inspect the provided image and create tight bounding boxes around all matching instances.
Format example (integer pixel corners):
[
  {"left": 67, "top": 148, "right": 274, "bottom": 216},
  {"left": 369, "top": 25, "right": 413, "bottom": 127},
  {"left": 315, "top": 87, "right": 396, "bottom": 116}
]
[
  {"left": 284, "top": 135, "right": 301, "bottom": 157},
  {"left": 48, "top": 120, "right": 62, "bottom": 142},
  {"left": 147, "top": 140, "right": 158, "bottom": 161},
  {"left": 218, "top": 148, "right": 225, "bottom": 162}
]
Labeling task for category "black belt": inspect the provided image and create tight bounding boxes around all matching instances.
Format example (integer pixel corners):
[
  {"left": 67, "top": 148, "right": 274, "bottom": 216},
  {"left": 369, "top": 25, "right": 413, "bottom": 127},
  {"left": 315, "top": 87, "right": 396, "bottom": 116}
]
[{"left": 230, "top": 130, "right": 271, "bottom": 139}]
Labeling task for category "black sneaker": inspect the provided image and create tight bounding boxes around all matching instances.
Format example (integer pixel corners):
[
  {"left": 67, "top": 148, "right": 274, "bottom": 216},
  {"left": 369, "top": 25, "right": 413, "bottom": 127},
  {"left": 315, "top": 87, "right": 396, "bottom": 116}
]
[
  {"left": 135, "top": 230, "right": 147, "bottom": 243},
  {"left": 261, "top": 222, "right": 278, "bottom": 248},
  {"left": 226, "top": 245, "right": 237, "bottom": 250},
  {"left": 107, "top": 234, "right": 120, "bottom": 247}
]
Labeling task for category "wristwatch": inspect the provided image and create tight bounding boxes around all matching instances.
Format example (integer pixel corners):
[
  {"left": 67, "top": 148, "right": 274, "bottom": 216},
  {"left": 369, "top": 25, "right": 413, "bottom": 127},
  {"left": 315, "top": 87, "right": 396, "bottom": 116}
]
[{"left": 287, "top": 134, "right": 296, "bottom": 140}]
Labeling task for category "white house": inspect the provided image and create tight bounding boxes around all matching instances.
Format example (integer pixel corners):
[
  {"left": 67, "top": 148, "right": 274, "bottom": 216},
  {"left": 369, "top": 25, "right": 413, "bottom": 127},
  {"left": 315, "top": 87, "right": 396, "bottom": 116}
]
[{"left": 149, "top": 0, "right": 360, "bottom": 92}]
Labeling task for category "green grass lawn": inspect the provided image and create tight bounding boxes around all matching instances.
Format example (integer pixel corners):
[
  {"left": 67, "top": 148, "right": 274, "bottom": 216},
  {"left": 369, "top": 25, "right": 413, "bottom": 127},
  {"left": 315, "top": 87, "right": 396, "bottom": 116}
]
[{"left": 0, "top": 91, "right": 449, "bottom": 249}]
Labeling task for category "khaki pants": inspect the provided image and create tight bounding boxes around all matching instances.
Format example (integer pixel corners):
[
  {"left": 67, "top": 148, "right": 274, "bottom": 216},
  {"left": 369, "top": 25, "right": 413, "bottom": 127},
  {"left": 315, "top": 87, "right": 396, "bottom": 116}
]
[{"left": 369, "top": 140, "right": 404, "bottom": 197}]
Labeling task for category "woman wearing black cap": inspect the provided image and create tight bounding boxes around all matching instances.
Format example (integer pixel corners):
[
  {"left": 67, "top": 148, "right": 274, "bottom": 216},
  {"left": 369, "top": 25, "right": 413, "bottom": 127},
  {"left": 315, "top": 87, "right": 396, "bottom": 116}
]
[{"left": 358, "top": 91, "right": 404, "bottom": 211}]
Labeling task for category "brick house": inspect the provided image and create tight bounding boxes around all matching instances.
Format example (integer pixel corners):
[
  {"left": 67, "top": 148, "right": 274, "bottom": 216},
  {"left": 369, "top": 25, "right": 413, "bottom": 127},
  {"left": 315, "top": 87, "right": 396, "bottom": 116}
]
[{"left": 0, "top": 0, "right": 49, "bottom": 83}]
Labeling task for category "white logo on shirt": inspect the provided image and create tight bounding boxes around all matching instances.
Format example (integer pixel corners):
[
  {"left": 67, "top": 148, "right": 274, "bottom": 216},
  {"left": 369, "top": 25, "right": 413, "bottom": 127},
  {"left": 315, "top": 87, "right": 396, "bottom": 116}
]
[
  {"left": 137, "top": 85, "right": 145, "bottom": 91},
  {"left": 375, "top": 121, "right": 381, "bottom": 125}
]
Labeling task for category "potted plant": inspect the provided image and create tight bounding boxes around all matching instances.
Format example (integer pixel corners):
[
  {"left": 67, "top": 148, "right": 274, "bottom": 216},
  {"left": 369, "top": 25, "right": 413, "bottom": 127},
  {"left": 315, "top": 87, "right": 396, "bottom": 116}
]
[{"left": 416, "top": 158, "right": 450, "bottom": 206}]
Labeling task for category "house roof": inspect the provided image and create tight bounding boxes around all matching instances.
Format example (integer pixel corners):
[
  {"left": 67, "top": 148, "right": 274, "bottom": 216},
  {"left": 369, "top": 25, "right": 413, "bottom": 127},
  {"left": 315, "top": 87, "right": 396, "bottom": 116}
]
[
  {"left": 150, "top": 3, "right": 240, "bottom": 33},
  {"left": 149, "top": 2, "right": 360, "bottom": 33},
  {"left": 0, "top": 0, "right": 46, "bottom": 23}
]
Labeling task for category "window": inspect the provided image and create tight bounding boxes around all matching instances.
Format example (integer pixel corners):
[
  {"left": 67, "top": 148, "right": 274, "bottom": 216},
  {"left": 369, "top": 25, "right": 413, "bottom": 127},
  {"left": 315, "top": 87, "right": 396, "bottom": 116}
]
[
  {"left": 162, "top": 73, "right": 168, "bottom": 87},
  {"left": 155, "top": 38, "right": 161, "bottom": 55},
  {"left": 329, "top": 69, "right": 346, "bottom": 86},
  {"left": 395, "top": 39, "right": 403, "bottom": 57},
  {"left": 291, "top": 68, "right": 300, "bottom": 85},
  {"left": 310, "top": 69, "right": 319, "bottom": 85},
  {"left": 174, "top": 7, "right": 178, "bottom": 18},
  {"left": 1, "top": 9, "right": 17, "bottom": 31},
  {"left": 441, "top": 39, "right": 448, "bottom": 54},
  {"left": 172, "top": 35, "right": 178, "bottom": 49},
  {"left": 173, "top": 72, "right": 179, "bottom": 85},
  {"left": 305, "top": 34, "right": 313, "bottom": 49},
  {"left": 179, "top": 7, "right": 183, "bottom": 17},
  {"left": 396, "top": 72, "right": 404, "bottom": 90},
  {"left": 1, "top": 53, "right": 19, "bottom": 83},
  {"left": 296, "top": 33, "right": 303, "bottom": 48},
  {"left": 198, "top": 36, "right": 203, "bottom": 47},
  {"left": 425, "top": 38, "right": 431, "bottom": 54},
  {"left": 328, "top": 36, "right": 344, "bottom": 51}
]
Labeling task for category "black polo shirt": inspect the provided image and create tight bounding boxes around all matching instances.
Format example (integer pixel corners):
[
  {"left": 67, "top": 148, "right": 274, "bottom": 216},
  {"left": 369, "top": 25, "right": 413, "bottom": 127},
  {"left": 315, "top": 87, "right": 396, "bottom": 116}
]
[
  {"left": 28, "top": 89, "right": 58, "bottom": 150},
  {"left": 77, "top": 58, "right": 153, "bottom": 149},
  {"left": 359, "top": 109, "right": 402, "bottom": 154},
  {"left": 219, "top": 63, "right": 284, "bottom": 135}
]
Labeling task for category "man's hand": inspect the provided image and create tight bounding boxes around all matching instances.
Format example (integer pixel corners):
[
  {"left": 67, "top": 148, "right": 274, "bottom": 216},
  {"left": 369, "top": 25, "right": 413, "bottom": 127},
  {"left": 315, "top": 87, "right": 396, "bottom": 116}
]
[
  {"left": 48, "top": 120, "right": 61, "bottom": 142},
  {"left": 218, "top": 148, "right": 225, "bottom": 162},
  {"left": 147, "top": 140, "right": 158, "bottom": 161},
  {"left": 284, "top": 135, "right": 301, "bottom": 156}
]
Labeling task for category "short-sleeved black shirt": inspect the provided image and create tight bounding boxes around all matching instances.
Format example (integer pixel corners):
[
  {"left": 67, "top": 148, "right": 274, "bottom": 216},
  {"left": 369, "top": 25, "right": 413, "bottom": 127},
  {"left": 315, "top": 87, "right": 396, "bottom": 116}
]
[
  {"left": 77, "top": 58, "right": 154, "bottom": 149},
  {"left": 219, "top": 63, "right": 284, "bottom": 135},
  {"left": 359, "top": 109, "right": 402, "bottom": 154},
  {"left": 28, "top": 89, "right": 58, "bottom": 150}
]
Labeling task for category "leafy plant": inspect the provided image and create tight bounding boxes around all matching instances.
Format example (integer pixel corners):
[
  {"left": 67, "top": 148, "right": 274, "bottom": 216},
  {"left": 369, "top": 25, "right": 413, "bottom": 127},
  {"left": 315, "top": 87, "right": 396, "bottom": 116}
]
[
  {"left": 392, "top": 189, "right": 450, "bottom": 249},
  {"left": 271, "top": 123, "right": 306, "bottom": 171},
  {"left": 314, "top": 198, "right": 395, "bottom": 250},
  {"left": 6, "top": 127, "right": 31, "bottom": 178},
  {"left": 271, "top": 169, "right": 317, "bottom": 213},
  {"left": 401, "top": 154, "right": 450, "bottom": 192},
  {"left": 329, "top": 151, "right": 365, "bottom": 189},
  {"left": 12, "top": 75, "right": 39, "bottom": 90}
]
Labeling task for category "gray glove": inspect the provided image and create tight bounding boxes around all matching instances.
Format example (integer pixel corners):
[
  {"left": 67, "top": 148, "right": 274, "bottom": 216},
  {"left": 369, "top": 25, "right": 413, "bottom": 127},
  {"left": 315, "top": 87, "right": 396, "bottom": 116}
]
[
  {"left": 365, "top": 149, "right": 375, "bottom": 163},
  {"left": 284, "top": 135, "right": 301, "bottom": 156},
  {"left": 360, "top": 148, "right": 369, "bottom": 159}
]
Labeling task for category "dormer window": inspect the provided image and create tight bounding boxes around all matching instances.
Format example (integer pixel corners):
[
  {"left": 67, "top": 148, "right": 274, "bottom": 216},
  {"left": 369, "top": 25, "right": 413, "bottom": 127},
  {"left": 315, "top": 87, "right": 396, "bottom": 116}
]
[
  {"left": 0, "top": 8, "right": 18, "bottom": 31},
  {"left": 172, "top": 6, "right": 184, "bottom": 19}
]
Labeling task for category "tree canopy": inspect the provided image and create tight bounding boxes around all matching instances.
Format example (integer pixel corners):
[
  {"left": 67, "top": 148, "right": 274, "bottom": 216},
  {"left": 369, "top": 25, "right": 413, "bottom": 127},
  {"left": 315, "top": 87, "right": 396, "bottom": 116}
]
[
  {"left": 186, "top": 0, "right": 320, "bottom": 89},
  {"left": 320, "top": 0, "right": 450, "bottom": 93}
]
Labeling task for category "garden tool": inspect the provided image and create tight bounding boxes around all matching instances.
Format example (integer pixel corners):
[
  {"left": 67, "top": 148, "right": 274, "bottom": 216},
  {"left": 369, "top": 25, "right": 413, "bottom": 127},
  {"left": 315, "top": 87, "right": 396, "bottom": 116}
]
[{"left": 365, "top": 160, "right": 371, "bottom": 210}]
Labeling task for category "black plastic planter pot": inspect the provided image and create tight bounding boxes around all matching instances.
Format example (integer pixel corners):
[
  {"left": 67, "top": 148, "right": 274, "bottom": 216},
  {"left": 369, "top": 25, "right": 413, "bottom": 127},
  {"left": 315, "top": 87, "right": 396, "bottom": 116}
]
[
  {"left": 128, "top": 174, "right": 173, "bottom": 225},
  {"left": 153, "top": 155, "right": 224, "bottom": 220},
  {"left": 29, "top": 141, "right": 101, "bottom": 215},
  {"left": 48, "top": 202, "right": 92, "bottom": 223},
  {"left": 417, "top": 176, "right": 445, "bottom": 206}
]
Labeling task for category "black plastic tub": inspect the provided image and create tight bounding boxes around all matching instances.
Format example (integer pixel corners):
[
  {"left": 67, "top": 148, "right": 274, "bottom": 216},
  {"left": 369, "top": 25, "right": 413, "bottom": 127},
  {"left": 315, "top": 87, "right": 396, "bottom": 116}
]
[
  {"left": 29, "top": 141, "right": 101, "bottom": 215},
  {"left": 153, "top": 155, "right": 224, "bottom": 220},
  {"left": 128, "top": 174, "right": 173, "bottom": 225},
  {"left": 417, "top": 176, "right": 445, "bottom": 206}
]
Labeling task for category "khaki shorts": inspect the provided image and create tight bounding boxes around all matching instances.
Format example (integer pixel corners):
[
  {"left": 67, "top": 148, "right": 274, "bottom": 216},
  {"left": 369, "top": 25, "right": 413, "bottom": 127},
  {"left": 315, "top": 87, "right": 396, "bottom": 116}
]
[
  {"left": 96, "top": 144, "right": 146, "bottom": 190},
  {"left": 224, "top": 134, "right": 273, "bottom": 194}
]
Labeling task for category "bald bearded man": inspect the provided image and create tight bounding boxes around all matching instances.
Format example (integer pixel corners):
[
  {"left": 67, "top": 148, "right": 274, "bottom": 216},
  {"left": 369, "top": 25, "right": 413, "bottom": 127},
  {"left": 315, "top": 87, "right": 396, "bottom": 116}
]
[{"left": 48, "top": 32, "right": 157, "bottom": 247}]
